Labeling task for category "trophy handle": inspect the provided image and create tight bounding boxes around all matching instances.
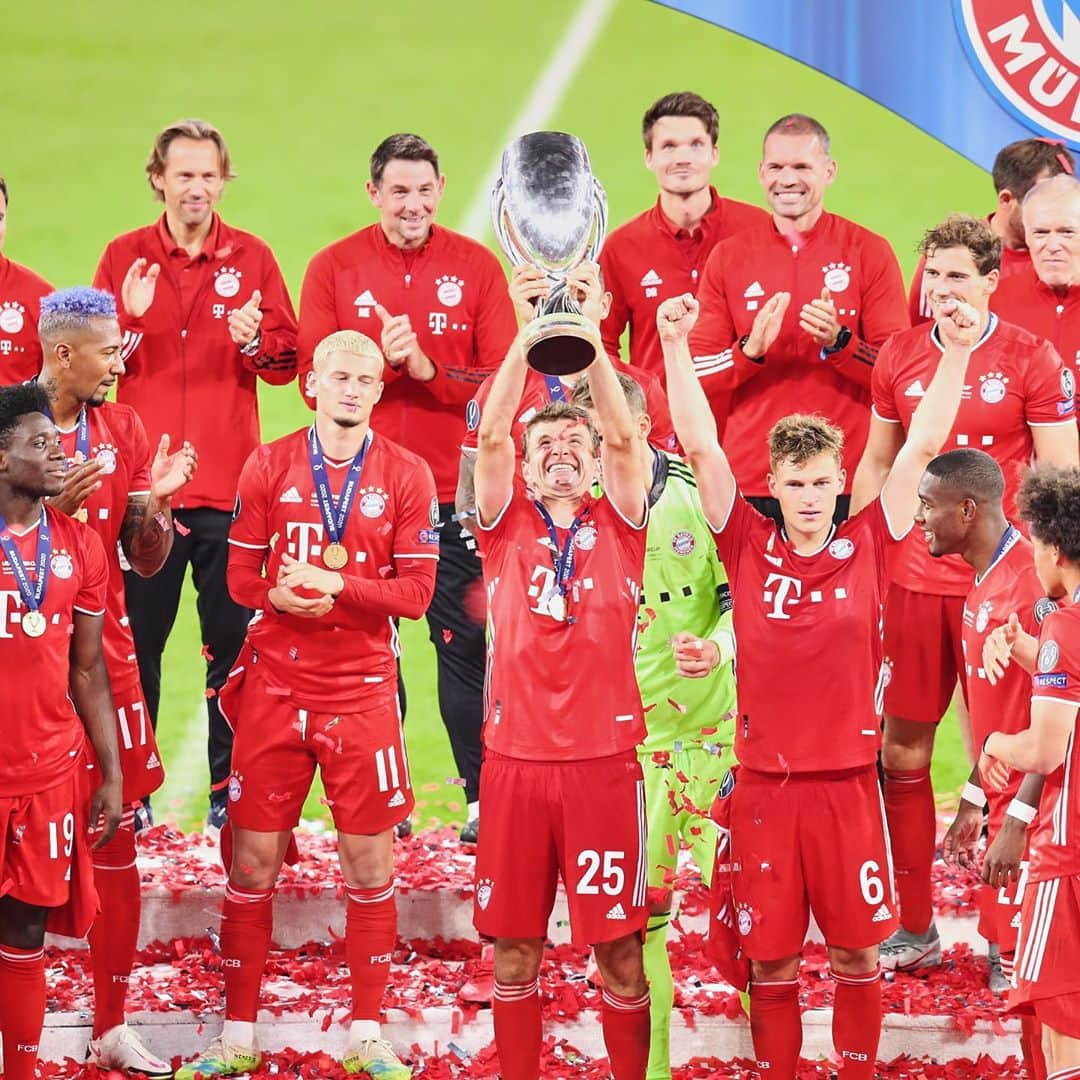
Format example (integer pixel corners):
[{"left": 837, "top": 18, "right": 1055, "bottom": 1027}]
[
  {"left": 587, "top": 176, "right": 608, "bottom": 262},
  {"left": 490, "top": 178, "right": 527, "bottom": 269}
]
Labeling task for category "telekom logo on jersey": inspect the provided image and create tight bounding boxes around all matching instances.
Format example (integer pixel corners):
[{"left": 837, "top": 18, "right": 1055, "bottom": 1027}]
[
  {"left": 763, "top": 573, "right": 802, "bottom": 620},
  {"left": 0, "top": 591, "right": 33, "bottom": 638}
]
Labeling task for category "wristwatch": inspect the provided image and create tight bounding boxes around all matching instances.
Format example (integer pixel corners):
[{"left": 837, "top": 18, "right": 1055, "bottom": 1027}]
[
  {"left": 239, "top": 331, "right": 262, "bottom": 357},
  {"left": 822, "top": 326, "right": 852, "bottom": 355}
]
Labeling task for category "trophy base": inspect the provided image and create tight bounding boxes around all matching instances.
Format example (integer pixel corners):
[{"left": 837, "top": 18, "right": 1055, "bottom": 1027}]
[{"left": 522, "top": 313, "right": 599, "bottom": 376}]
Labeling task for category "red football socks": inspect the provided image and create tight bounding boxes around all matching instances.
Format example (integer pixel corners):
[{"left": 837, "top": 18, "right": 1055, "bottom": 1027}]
[
  {"left": 493, "top": 978, "right": 542, "bottom": 1079},
  {"left": 750, "top": 978, "right": 802, "bottom": 1076},
  {"left": 89, "top": 824, "right": 140, "bottom": 1037},
  {"left": 1021, "top": 1012, "right": 1047, "bottom": 1080},
  {"left": 831, "top": 965, "right": 882, "bottom": 1078},
  {"left": 1048, "top": 1068, "right": 1080, "bottom": 1080},
  {"left": 0, "top": 943, "right": 46, "bottom": 1080},
  {"left": 220, "top": 882, "right": 274, "bottom": 1021},
  {"left": 884, "top": 766, "right": 936, "bottom": 934},
  {"left": 600, "top": 986, "right": 651, "bottom": 1078},
  {"left": 345, "top": 881, "right": 396, "bottom": 1021}
]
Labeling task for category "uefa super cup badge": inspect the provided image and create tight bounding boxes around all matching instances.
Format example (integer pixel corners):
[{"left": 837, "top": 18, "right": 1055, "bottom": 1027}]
[{"left": 214, "top": 267, "right": 242, "bottom": 298}]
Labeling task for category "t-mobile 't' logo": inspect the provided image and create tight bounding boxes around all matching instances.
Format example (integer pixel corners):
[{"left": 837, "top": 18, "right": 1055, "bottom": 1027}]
[
  {"left": 428, "top": 312, "right": 448, "bottom": 335},
  {"left": 763, "top": 573, "right": 802, "bottom": 620}
]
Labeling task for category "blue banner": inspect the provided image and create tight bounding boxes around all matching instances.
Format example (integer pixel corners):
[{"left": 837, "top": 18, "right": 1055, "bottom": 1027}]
[{"left": 657, "top": 1, "right": 1080, "bottom": 169}]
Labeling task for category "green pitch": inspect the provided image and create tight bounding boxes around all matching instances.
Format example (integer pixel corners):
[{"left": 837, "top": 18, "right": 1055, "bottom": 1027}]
[{"left": 4, "top": 0, "right": 981, "bottom": 828}]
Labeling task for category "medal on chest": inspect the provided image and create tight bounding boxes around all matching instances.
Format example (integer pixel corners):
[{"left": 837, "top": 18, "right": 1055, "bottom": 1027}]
[
  {"left": 308, "top": 427, "right": 372, "bottom": 570},
  {"left": 0, "top": 508, "right": 54, "bottom": 638}
]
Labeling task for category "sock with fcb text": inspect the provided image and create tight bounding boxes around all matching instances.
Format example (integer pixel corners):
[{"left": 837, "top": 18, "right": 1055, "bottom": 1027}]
[
  {"left": 493, "top": 978, "right": 542, "bottom": 1079},
  {"left": 1021, "top": 1012, "right": 1048, "bottom": 1080},
  {"left": 89, "top": 823, "right": 140, "bottom": 1038},
  {"left": 0, "top": 943, "right": 47, "bottom": 1080},
  {"left": 884, "top": 766, "right": 936, "bottom": 935},
  {"left": 750, "top": 979, "right": 802, "bottom": 1076},
  {"left": 601, "top": 987, "right": 651, "bottom": 1079},
  {"left": 220, "top": 882, "right": 274, "bottom": 1025},
  {"left": 831, "top": 966, "right": 882, "bottom": 1079},
  {"left": 345, "top": 881, "right": 397, "bottom": 1022}
]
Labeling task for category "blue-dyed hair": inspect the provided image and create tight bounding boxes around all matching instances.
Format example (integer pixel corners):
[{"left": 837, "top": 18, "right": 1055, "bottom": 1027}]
[{"left": 38, "top": 286, "right": 118, "bottom": 341}]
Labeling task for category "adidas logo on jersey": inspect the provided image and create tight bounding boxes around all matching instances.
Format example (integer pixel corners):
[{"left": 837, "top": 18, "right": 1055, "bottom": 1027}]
[
  {"left": 606, "top": 902, "right": 627, "bottom": 921},
  {"left": 871, "top": 903, "right": 892, "bottom": 923},
  {"left": 145, "top": 752, "right": 161, "bottom": 770},
  {"left": 904, "top": 380, "right": 926, "bottom": 397},
  {"left": 387, "top": 790, "right": 406, "bottom": 808},
  {"left": 279, "top": 486, "right": 303, "bottom": 504},
  {"left": 640, "top": 269, "right": 663, "bottom": 287},
  {"left": 354, "top": 289, "right": 377, "bottom": 317},
  {"left": 743, "top": 281, "right": 765, "bottom": 299}
]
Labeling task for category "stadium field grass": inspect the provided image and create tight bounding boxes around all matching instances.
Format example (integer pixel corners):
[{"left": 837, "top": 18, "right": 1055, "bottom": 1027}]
[{"left": 4, "top": 0, "right": 984, "bottom": 828}]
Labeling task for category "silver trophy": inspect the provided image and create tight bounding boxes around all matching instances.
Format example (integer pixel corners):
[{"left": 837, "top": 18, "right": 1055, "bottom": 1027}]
[{"left": 491, "top": 131, "right": 608, "bottom": 375}]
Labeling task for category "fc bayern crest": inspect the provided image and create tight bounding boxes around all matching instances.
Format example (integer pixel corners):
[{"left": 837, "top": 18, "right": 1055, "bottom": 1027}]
[
  {"left": 228, "top": 775, "right": 243, "bottom": 802},
  {"left": 671, "top": 530, "right": 696, "bottom": 556},
  {"left": 436, "top": 275, "right": 464, "bottom": 307},
  {"left": 476, "top": 877, "right": 494, "bottom": 911},
  {"left": 574, "top": 525, "right": 598, "bottom": 550},
  {"left": 50, "top": 552, "right": 74, "bottom": 579},
  {"left": 953, "top": 1, "right": 1080, "bottom": 149},
  {"left": 979, "top": 372, "right": 1008, "bottom": 404},
  {"left": 975, "top": 600, "right": 993, "bottom": 632},
  {"left": 94, "top": 446, "right": 118, "bottom": 474},
  {"left": 360, "top": 491, "right": 387, "bottom": 518},
  {"left": 0, "top": 302, "right": 25, "bottom": 334},
  {"left": 829, "top": 537, "right": 855, "bottom": 560},
  {"left": 214, "top": 267, "right": 242, "bottom": 298},
  {"left": 737, "top": 906, "right": 753, "bottom": 936}
]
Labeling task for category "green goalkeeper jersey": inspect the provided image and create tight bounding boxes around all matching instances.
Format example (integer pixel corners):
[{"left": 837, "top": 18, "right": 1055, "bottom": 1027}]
[{"left": 636, "top": 450, "right": 737, "bottom": 753}]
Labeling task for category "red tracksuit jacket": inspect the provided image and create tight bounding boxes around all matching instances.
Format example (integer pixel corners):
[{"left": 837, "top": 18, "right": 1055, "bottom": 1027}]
[
  {"left": 297, "top": 223, "right": 517, "bottom": 502},
  {"left": 93, "top": 214, "right": 298, "bottom": 512},
  {"left": 0, "top": 254, "right": 53, "bottom": 383}
]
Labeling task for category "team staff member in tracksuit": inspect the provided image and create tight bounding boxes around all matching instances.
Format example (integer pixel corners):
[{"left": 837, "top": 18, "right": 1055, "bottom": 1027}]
[
  {"left": 296, "top": 133, "right": 516, "bottom": 842},
  {"left": 93, "top": 119, "right": 298, "bottom": 831}
]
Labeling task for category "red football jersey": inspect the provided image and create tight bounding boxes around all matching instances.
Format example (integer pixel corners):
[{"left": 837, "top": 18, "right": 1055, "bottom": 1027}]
[
  {"left": 0, "top": 509, "right": 109, "bottom": 796},
  {"left": 712, "top": 495, "right": 903, "bottom": 773},
  {"left": 962, "top": 530, "right": 1055, "bottom": 758},
  {"left": 599, "top": 189, "right": 768, "bottom": 378},
  {"left": 908, "top": 216, "right": 1030, "bottom": 324},
  {"left": 1027, "top": 602, "right": 1080, "bottom": 882},
  {"left": 0, "top": 254, "right": 52, "bottom": 384},
  {"left": 297, "top": 224, "right": 517, "bottom": 502},
  {"left": 93, "top": 214, "right": 298, "bottom": 512},
  {"left": 992, "top": 267, "right": 1080, "bottom": 390},
  {"left": 872, "top": 316, "right": 1073, "bottom": 596},
  {"left": 56, "top": 403, "right": 151, "bottom": 693},
  {"left": 476, "top": 493, "right": 647, "bottom": 760},
  {"left": 460, "top": 364, "right": 677, "bottom": 456},
  {"left": 689, "top": 212, "right": 909, "bottom": 497},
  {"left": 228, "top": 427, "right": 439, "bottom": 711}
]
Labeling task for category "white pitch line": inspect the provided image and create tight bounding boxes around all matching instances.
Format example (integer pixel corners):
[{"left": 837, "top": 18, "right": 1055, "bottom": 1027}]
[
  {"left": 157, "top": 698, "right": 212, "bottom": 824},
  {"left": 456, "top": 0, "right": 619, "bottom": 241}
]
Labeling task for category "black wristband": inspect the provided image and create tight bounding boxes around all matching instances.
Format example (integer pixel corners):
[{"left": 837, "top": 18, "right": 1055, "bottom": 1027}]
[{"left": 822, "top": 326, "right": 852, "bottom": 355}]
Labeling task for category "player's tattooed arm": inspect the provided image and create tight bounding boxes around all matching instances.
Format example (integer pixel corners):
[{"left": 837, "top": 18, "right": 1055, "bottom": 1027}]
[
  {"left": 123, "top": 435, "right": 198, "bottom": 575},
  {"left": 69, "top": 611, "right": 123, "bottom": 848}
]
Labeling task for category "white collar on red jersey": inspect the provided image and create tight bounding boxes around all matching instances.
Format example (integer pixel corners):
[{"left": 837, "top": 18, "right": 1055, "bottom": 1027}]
[{"left": 929, "top": 312, "right": 998, "bottom": 354}]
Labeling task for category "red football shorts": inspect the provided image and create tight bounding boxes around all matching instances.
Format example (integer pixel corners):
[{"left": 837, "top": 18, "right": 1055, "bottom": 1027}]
[
  {"left": 85, "top": 680, "right": 164, "bottom": 804},
  {"left": 473, "top": 751, "right": 649, "bottom": 947},
  {"left": 729, "top": 766, "right": 898, "bottom": 960},
  {"left": 882, "top": 585, "right": 966, "bottom": 724},
  {"left": 0, "top": 768, "right": 98, "bottom": 937},
  {"left": 1010, "top": 873, "right": 1080, "bottom": 1037},
  {"left": 221, "top": 659, "right": 413, "bottom": 835}
]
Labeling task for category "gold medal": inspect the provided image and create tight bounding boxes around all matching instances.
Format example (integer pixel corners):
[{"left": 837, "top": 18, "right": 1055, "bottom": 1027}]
[
  {"left": 74, "top": 508, "right": 88, "bottom": 524},
  {"left": 22, "top": 610, "right": 47, "bottom": 638},
  {"left": 323, "top": 542, "right": 349, "bottom": 570},
  {"left": 547, "top": 590, "right": 566, "bottom": 622}
]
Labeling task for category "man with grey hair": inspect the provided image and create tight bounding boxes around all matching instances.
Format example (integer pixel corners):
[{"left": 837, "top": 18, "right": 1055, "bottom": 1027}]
[
  {"left": 993, "top": 173, "right": 1080, "bottom": 401},
  {"left": 175, "top": 329, "right": 437, "bottom": 1079}
]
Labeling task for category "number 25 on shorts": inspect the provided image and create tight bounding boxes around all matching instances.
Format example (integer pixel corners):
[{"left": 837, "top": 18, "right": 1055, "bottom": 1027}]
[{"left": 577, "top": 849, "right": 626, "bottom": 896}]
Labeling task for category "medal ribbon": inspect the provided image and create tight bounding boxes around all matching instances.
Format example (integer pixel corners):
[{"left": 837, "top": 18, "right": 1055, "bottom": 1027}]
[
  {"left": 534, "top": 501, "right": 587, "bottom": 597},
  {"left": 989, "top": 524, "right": 1018, "bottom": 567},
  {"left": 34, "top": 378, "right": 90, "bottom": 463},
  {"left": 543, "top": 375, "right": 567, "bottom": 402},
  {"left": 308, "top": 427, "right": 371, "bottom": 546},
  {"left": 0, "top": 508, "right": 51, "bottom": 614}
]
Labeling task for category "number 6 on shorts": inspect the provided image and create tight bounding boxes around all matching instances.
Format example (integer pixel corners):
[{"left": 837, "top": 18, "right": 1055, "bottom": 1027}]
[{"left": 859, "top": 859, "right": 885, "bottom": 906}]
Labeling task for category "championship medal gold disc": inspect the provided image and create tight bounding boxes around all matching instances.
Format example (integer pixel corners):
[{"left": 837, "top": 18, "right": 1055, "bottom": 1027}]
[
  {"left": 323, "top": 543, "right": 349, "bottom": 570},
  {"left": 22, "top": 610, "right": 47, "bottom": 637}
]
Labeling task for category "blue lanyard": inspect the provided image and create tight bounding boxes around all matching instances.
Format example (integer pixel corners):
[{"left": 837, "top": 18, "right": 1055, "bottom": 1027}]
[
  {"left": 35, "top": 380, "right": 89, "bottom": 461},
  {"left": 0, "top": 508, "right": 51, "bottom": 612},
  {"left": 543, "top": 375, "right": 567, "bottom": 402},
  {"left": 990, "top": 524, "right": 1018, "bottom": 566},
  {"left": 308, "top": 428, "right": 370, "bottom": 545},
  {"left": 534, "top": 500, "right": 587, "bottom": 594}
]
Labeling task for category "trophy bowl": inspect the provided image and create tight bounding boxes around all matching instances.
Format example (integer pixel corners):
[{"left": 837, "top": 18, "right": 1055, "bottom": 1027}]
[{"left": 491, "top": 131, "right": 608, "bottom": 376}]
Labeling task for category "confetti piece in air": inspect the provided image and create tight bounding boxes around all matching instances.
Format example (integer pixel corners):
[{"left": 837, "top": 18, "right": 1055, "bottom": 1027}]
[
  {"left": 446, "top": 777, "right": 467, "bottom": 787},
  {"left": 667, "top": 698, "right": 687, "bottom": 713},
  {"left": 201, "top": 644, "right": 214, "bottom": 661},
  {"left": 204, "top": 688, "right": 217, "bottom": 699},
  {"left": 665, "top": 833, "right": 676, "bottom": 857},
  {"left": 651, "top": 751, "right": 671, "bottom": 767},
  {"left": 443, "top": 628, "right": 453, "bottom": 644},
  {"left": 700, "top": 726, "right": 718, "bottom": 736},
  {"left": 174, "top": 519, "right": 191, "bottom": 537}
]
